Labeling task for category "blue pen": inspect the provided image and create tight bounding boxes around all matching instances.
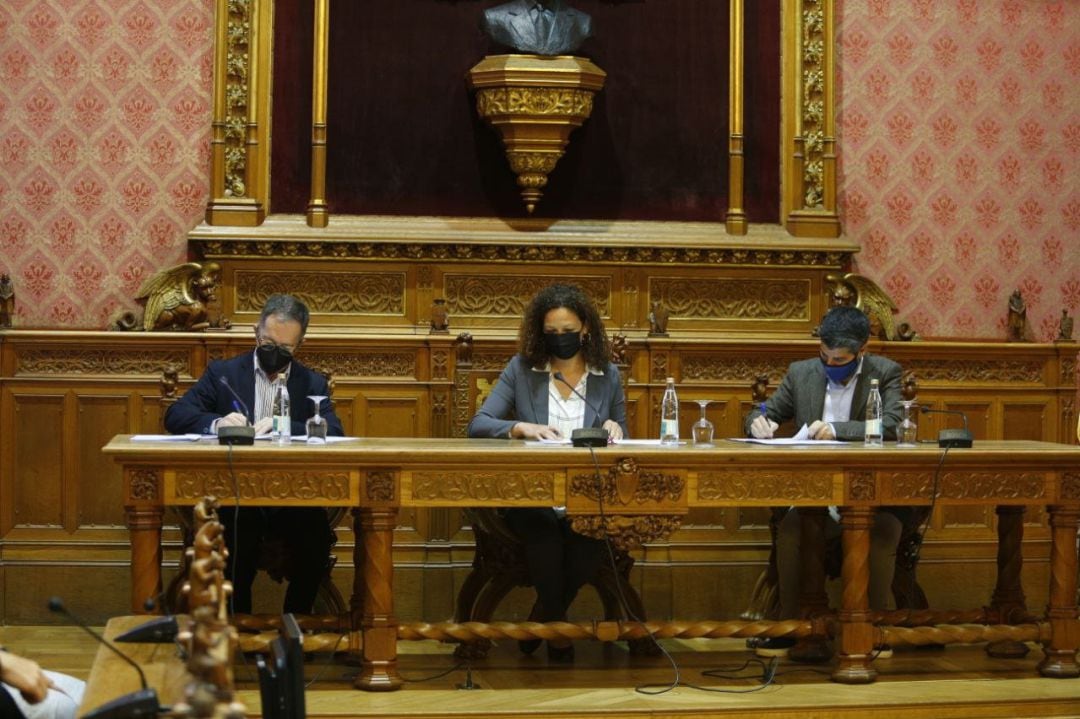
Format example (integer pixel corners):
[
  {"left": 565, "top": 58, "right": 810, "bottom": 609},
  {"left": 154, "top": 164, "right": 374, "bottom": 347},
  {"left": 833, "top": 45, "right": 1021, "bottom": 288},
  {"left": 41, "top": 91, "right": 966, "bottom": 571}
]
[
  {"left": 232, "top": 399, "right": 244, "bottom": 414},
  {"left": 758, "top": 402, "right": 768, "bottom": 418}
]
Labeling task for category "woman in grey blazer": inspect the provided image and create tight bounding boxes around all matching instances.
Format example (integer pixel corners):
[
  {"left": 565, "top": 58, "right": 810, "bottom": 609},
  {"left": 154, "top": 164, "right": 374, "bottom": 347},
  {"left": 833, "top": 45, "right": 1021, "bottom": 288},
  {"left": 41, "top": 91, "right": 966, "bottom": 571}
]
[{"left": 468, "top": 284, "right": 627, "bottom": 662}]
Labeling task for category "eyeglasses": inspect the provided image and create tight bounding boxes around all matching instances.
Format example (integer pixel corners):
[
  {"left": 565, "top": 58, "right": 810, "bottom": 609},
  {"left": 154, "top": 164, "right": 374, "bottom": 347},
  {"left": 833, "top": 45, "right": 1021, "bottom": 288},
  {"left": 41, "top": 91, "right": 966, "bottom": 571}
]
[{"left": 257, "top": 335, "right": 298, "bottom": 354}]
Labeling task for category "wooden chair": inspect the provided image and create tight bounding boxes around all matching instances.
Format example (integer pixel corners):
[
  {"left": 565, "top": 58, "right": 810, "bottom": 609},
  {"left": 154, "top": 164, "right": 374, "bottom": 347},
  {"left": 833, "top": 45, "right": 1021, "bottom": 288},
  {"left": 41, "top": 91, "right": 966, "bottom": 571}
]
[
  {"left": 741, "top": 372, "right": 930, "bottom": 622},
  {"left": 159, "top": 365, "right": 347, "bottom": 617},
  {"left": 450, "top": 334, "right": 655, "bottom": 658}
]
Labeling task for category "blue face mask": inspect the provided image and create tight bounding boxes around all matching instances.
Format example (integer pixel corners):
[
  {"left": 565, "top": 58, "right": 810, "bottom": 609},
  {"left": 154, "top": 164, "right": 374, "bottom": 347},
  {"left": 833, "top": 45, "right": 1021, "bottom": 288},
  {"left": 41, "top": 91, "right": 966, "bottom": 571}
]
[{"left": 822, "top": 357, "right": 858, "bottom": 384}]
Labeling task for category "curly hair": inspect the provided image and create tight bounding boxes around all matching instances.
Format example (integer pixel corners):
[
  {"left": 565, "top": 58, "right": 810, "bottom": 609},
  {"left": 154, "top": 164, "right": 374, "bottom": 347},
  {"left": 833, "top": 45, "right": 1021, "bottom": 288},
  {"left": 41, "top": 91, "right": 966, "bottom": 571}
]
[{"left": 519, "top": 284, "right": 611, "bottom": 368}]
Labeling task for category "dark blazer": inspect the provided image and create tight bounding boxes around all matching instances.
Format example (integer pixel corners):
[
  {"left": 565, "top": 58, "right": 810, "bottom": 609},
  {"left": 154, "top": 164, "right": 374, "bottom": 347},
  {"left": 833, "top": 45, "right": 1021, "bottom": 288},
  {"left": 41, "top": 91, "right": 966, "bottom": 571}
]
[
  {"left": 164, "top": 352, "right": 344, "bottom": 437},
  {"left": 744, "top": 353, "right": 903, "bottom": 441},
  {"left": 481, "top": 0, "right": 592, "bottom": 55},
  {"left": 468, "top": 356, "right": 627, "bottom": 439}
]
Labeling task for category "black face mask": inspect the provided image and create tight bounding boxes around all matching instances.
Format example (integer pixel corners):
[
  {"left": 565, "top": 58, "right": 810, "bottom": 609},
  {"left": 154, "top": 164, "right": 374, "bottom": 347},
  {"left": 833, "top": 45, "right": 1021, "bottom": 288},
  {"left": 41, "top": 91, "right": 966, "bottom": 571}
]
[
  {"left": 257, "top": 344, "right": 293, "bottom": 374},
  {"left": 543, "top": 331, "right": 583, "bottom": 360}
]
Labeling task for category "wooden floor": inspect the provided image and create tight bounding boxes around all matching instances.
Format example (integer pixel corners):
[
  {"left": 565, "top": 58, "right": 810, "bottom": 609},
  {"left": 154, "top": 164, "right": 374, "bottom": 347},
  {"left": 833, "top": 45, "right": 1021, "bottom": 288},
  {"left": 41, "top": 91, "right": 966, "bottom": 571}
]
[{"left": 3, "top": 626, "right": 1078, "bottom": 719}]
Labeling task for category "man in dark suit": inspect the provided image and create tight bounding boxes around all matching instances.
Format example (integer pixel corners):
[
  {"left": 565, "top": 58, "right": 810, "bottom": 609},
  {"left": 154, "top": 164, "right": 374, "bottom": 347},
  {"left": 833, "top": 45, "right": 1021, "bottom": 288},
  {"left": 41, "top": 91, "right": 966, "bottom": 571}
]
[
  {"left": 744, "top": 306, "right": 905, "bottom": 658},
  {"left": 165, "top": 294, "right": 343, "bottom": 615},
  {"left": 481, "top": 0, "right": 593, "bottom": 56}
]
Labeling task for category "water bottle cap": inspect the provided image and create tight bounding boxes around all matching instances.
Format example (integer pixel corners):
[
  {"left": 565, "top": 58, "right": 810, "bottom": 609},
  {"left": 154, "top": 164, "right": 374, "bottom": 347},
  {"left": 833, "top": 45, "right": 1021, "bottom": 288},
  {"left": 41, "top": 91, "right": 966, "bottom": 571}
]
[{"left": 666, "top": 377, "right": 674, "bottom": 383}]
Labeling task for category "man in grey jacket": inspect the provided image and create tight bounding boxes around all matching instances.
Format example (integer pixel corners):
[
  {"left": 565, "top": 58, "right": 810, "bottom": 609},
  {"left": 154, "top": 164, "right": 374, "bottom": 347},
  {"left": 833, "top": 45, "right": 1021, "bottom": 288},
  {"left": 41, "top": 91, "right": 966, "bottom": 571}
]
[{"left": 745, "top": 306, "right": 905, "bottom": 658}]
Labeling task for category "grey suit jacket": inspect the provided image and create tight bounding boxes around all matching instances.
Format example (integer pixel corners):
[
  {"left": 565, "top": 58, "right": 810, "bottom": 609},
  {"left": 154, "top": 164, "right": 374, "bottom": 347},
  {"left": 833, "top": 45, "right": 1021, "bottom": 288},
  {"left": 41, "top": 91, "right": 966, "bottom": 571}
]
[
  {"left": 468, "top": 355, "right": 627, "bottom": 439},
  {"left": 743, "top": 353, "right": 903, "bottom": 441},
  {"left": 481, "top": 0, "right": 592, "bottom": 55}
]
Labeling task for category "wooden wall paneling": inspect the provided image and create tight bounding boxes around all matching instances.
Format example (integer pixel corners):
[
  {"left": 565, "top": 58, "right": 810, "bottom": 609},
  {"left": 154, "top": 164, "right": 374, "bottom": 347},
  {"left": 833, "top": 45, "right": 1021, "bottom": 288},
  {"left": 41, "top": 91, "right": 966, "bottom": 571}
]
[
  {"left": 1002, "top": 401, "right": 1050, "bottom": 441},
  {"left": 10, "top": 391, "right": 66, "bottom": 529},
  {"left": 76, "top": 393, "right": 131, "bottom": 528}
]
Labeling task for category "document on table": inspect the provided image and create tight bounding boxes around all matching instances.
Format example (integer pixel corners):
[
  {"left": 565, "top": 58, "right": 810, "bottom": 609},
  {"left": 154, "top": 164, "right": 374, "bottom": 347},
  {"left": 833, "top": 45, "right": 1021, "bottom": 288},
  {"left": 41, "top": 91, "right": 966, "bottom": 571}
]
[
  {"left": 130, "top": 433, "right": 210, "bottom": 442},
  {"left": 528, "top": 438, "right": 680, "bottom": 446},
  {"left": 254, "top": 434, "right": 360, "bottom": 443},
  {"left": 728, "top": 423, "right": 847, "bottom": 445}
]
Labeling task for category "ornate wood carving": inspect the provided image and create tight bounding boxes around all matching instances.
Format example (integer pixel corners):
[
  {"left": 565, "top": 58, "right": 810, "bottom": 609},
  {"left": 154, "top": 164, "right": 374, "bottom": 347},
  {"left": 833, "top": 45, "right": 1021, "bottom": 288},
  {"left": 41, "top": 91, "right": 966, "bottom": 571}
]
[
  {"left": 681, "top": 355, "right": 790, "bottom": 383},
  {"left": 568, "top": 458, "right": 684, "bottom": 507},
  {"left": 885, "top": 472, "right": 1047, "bottom": 501},
  {"left": 901, "top": 360, "right": 1044, "bottom": 384},
  {"left": 193, "top": 238, "right": 849, "bottom": 268},
  {"left": 298, "top": 352, "right": 416, "bottom": 378},
  {"left": 445, "top": 275, "right": 610, "bottom": 317},
  {"left": 18, "top": 349, "right": 188, "bottom": 376},
  {"left": 174, "top": 471, "right": 351, "bottom": 501},
  {"left": 650, "top": 278, "right": 809, "bottom": 320},
  {"left": 432, "top": 349, "right": 449, "bottom": 380},
  {"left": 235, "top": 271, "right": 406, "bottom": 314},
  {"left": 409, "top": 472, "right": 554, "bottom": 502},
  {"left": 223, "top": 0, "right": 252, "bottom": 198},
  {"left": 569, "top": 515, "right": 684, "bottom": 551},
  {"left": 799, "top": 0, "right": 827, "bottom": 209},
  {"left": 1061, "top": 473, "right": 1080, "bottom": 501},
  {"left": 366, "top": 471, "right": 396, "bottom": 502},
  {"left": 651, "top": 354, "right": 669, "bottom": 383},
  {"left": 848, "top": 471, "right": 875, "bottom": 501},
  {"left": 128, "top": 469, "right": 160, "bottom": 501},
  {"left": 697, "top": 471, "right": 834, "bottom": 501}
]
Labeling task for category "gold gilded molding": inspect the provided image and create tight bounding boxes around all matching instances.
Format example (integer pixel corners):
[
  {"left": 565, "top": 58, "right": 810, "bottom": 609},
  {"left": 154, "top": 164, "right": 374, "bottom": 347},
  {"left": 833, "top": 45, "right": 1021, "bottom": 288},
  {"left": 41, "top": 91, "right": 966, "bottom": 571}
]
[
  {"left": 475, "top": 88, "right": 596, "bottom": 118},
  {"left": 235, "top": 271, "right": 405, "bottom": 315},
  {"left": 174, "top": 470, "right": 351, "bottom": 502},
  {"left": 445, "top": 275, "right": 610, "bottom": 317},
  {"left": 902, "top": 360, "right": 1044, "bottom": 384},
  {"left": 365, "top": 470, "right": 396, "bottom": 502},
  {"left": 569, "top": 515, "right": 683, "bottom": 551},
  {"left": 298, "top": 352, "right": 416, "bottom": 379},
  {"left": 129, "top": 469, "right": 160, "bottom": 501},
  {"left": 410, "top": 471, "right": 554, "bottom": 502},
  {"left": 18, "top": 349, "right": 188, "bottom": 376},
  {"left": 650, "top": 278, "right": 809, "bottom": 321},
  {"left": 726, "top": 0, "right": 747, "bottom": 235},
  {"left": 885, "top": 472, "right": 1047, "bottom": 501},
  {"left": 306, "top": 0, "right": 331, "bottom": 227},
  {"left": 681, "top": 356, "right": 789, "bottom": 383},
  {"left": 698, "top": 471, "right": 833, "bottom": 501}
]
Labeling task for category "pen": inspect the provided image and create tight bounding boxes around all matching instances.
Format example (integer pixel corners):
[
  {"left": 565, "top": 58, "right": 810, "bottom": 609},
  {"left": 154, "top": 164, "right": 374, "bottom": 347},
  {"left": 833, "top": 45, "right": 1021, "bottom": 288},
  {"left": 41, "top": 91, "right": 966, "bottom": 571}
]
[
  {"left": 231, "top": 399, "right": 244, "bottom": 414},
  {"left": 759, "top": 402, "right": 768, "bottom": 418}
]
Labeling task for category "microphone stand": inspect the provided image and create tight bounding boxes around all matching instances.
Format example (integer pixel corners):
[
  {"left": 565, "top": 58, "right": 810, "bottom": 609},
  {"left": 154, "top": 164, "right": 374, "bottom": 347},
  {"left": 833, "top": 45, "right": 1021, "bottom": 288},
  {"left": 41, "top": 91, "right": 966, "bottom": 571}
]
[{"left": 919, "top": 406, "right": 973, "bottom": 448}]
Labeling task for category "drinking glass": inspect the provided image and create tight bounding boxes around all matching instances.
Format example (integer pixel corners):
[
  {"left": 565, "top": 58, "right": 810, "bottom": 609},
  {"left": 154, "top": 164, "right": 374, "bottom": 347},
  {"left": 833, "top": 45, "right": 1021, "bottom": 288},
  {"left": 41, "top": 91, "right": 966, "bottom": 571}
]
[
  {"left": 897, "top": 400, "right": 918, "bottom": 447},
  {"left": 306, "top": 395, "right": 328, "bottom": 445},
  {"left": 692, "top": 400, "right": 715, "bottom": 446}
]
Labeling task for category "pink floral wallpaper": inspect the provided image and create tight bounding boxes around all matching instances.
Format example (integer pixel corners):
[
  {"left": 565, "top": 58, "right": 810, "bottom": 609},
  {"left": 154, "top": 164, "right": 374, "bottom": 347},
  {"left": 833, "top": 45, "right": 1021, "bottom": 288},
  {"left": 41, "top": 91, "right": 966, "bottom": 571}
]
[
  {"left": 0, "top": 0, "right": 212, "bottom": 328},
  {"left": 0, "top": 1, "right": 1076, "bottom": 339},
  {"left": 837, "top": 0, "right": 1079, "bottom": 341}
]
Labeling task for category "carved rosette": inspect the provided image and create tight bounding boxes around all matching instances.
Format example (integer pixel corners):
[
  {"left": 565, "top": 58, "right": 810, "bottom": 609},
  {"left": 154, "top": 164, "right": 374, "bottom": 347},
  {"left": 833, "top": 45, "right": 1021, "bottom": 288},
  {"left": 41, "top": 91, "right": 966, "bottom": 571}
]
[
  {"left": 847, "top": 471, "right": 875, "bottom": 502},
  {"left": 569, "top": 515, "right": 683, "bottom": 551},
  {"left": 1061, "top": 473, "right": 1080, "bottom": 501},
  {"left": 366, "top": 471, "right": 396, "bottom": 502},
  {"left": 410, "top": 471, "right": 554, "bottom": 502},
  {"left": 568, "top": 458, "right": 684, "bottom": 508},
  {"left": 128, "top": 469, "right": 160, "bottom": 501},
  {"left": 174, "top": 471, "right": 351, "bottom": 502},
  {"left": 468, "top": 55, "right": 606, "bottom": 213},
  {"left": 697, "top": 471, "right": 834, "bottom": 502}
]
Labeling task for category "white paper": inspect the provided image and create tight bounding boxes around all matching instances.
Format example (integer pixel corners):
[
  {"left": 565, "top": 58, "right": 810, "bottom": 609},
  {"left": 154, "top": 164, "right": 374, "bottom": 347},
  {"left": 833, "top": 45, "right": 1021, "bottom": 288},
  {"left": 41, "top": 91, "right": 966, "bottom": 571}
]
[
  {"left": 130, "top": 434, "right": 207, "bottom": 442},
  {"left": 255, "top": 434, "right": 359, "bottom": 443},
  {"left": 729, "top": 423, "right": 847, "bottom": 446}
]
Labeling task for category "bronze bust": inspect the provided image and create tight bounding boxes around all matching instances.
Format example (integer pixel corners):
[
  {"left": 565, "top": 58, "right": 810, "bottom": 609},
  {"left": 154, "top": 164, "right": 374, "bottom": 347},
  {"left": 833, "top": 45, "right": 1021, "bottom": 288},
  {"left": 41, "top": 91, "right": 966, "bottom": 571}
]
[{"left": 481, "top": 0, "right": 593, "bottom": 56}]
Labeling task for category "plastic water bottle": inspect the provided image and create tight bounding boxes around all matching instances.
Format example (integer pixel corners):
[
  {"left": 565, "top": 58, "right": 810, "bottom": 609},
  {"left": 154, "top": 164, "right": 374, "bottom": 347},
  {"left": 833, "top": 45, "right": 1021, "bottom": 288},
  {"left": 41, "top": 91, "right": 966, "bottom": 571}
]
[
  {"left": 864, "top": 378, "right": 883, "bottom": 447},
  {"left": 272, "top": 381, "right": 291, "bottom": 446},
  {"left": 660, "top": 377, "right": 679, "bottom": 445}
]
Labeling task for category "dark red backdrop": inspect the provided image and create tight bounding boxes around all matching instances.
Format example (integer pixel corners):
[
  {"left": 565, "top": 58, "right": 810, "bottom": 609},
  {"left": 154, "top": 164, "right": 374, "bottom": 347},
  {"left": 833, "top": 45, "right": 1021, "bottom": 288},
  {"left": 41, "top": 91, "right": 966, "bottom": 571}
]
[{"left": 270, "top": 1, "right": 780, "bottom": 223}]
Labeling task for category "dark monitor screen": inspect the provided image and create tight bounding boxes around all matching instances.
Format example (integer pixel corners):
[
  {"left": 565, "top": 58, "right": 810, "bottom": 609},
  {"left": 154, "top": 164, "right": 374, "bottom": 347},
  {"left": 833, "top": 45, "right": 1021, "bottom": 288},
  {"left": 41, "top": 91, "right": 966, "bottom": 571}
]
[{"left": 256, "top": 613, "right": 305, "bottom": 719}]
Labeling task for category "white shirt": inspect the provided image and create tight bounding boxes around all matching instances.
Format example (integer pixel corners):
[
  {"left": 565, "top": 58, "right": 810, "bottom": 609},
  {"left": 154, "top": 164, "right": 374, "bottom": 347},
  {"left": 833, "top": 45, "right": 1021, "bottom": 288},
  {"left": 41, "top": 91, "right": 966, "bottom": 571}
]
[{"left": 823, "top": 356, "right": 864, "bottom": 428}]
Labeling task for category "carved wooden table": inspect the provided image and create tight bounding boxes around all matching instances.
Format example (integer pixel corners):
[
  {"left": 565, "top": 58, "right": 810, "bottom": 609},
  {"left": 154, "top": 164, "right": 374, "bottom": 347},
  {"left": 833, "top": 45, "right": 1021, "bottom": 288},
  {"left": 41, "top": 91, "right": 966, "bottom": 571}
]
[{"left": 103, "top": 437, "right": 1080, "bottom": 690}]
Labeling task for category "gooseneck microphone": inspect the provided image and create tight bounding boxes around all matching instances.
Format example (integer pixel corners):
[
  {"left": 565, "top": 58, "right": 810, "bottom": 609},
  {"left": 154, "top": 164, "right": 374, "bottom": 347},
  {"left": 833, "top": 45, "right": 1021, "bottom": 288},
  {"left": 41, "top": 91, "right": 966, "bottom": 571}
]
[
  {"left": 47, "top": 597, "right": 162, "bottom": 718},
  {"left": 217, "top": 376, "right": 256, "bottom": 446},
  {"left": 114, "top": 596, "right": 178, "bottom": 644},
  {"left": 552, "top": 371, "right": 610, "bottom": 447},
  {"left": 919, "top": 406, "right": 974, "bottom": 448}
]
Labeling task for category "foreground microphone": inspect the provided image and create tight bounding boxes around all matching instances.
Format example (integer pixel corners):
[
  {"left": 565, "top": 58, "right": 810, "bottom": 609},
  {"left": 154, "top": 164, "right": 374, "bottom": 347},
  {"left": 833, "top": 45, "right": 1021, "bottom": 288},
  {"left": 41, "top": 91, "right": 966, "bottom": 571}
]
[
  {"left": 919, "top": 406, "right": 973, "bottom": 448},
  {"left": 47, "top": 597, "right": 161, "bottom": 718},
  {"left": 552, "top": 371, "right": 610, "bottom": 447},
  {"left": 115, "top": 596, "right": 178, "bottom": 644},
  {"left": 217, "top": 376, "right": 255, "bottom": 446}
]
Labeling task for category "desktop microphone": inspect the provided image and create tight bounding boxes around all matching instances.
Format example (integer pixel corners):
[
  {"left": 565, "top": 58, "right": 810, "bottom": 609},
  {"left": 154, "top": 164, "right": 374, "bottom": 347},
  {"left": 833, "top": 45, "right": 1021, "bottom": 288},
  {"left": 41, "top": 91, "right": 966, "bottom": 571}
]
[
  {"left": 919, "top": 406, "right": 974, "bottom": 448},
  {"left": 217, "top": 376, "right": 256, "bottom": 445},
  {"left": 552, "top": 371, "right": 610, "bottom": 447},
  {"left": 47, "top": 597, "right": 162, "bottom": 719},
  {"left": 114, "top": 596, "right": 178, "bottom": 644}
]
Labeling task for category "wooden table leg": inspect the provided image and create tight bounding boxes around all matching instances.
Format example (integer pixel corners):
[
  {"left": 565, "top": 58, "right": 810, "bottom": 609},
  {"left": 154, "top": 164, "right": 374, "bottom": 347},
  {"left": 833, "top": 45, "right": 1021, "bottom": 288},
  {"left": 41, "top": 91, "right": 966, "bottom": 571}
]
[
  {"left": 1038, "top": 505, "right": 1080, "bottom": 678},
  {"left": 124, "top": 466, "right": 164, "bottom": 615},
  {"left": 791, "top": 507, "right": 832, "bottom": 663},
  {"left": 832, "top": 506, "right": 877, "bottom": 684},
  {"left": 986, "top": 505, "right": 1030, "bottom": 658},
  {"left": 353, "top": 506, "right": 403, "bottom": 691}
]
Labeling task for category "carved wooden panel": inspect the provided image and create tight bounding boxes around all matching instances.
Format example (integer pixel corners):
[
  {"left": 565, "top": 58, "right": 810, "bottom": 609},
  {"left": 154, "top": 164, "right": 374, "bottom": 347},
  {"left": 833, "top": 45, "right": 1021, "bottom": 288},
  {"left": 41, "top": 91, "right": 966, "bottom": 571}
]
[
  {"left": 902, "top": 359, "right": 1045, "bottom": 384},
  {"left": 696, "top": 471, "right": 834, "bottom": 502},
  {"left": 650, "top": 277, "right": 810, "bottom": 320},
  {"left": 1003, "top": 402, "right": 1047, "bottom": 441},
  {"left": 172, "top": 470, "right": 353, "bottom": 503},
  {"left": 681, "top": 355, "right": 791, "bottom": 383},
  {"left": 360, "top": 393, "right": 423, "bottom": 438},
  {"left": 301, "top": 351, "right": 417, "bottom": 379},
  {"left": 444, "top": 274, "right": 611, "bottom": 317},
  {"left": 17, "top": 349, "right": 188, "bottom": 376},
  {"left": 941, "top": 506, "right": 993, "bottom": 529},
  {"left": 12, "top": 393, "right": 65, "bottom": 527},
  {"left": 407, "top": 471, "right": 555, "bottom": 503},
  {"left": 883, "top": 472, "right": 1047, "bottom": 501},
  {"left": 235, "top": 270, "right": 407, "bottom": 315}
]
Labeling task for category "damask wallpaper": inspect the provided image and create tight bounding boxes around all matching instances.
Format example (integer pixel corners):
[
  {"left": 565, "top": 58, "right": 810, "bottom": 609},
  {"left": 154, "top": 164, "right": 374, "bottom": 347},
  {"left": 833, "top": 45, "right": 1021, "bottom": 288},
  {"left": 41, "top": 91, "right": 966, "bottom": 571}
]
[
  {"left": 837, "top": 0, "right": 1079, "bottom": 340},
  {"left": 0, "top": 0, "right": 1076, "bottom": 339}
]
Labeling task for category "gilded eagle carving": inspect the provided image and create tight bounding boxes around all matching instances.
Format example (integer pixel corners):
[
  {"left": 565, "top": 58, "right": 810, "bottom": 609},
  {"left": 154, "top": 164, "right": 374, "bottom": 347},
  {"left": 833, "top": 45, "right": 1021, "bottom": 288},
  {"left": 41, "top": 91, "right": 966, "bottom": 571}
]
[
  {"left": 825, "top": 272, "right": 918, "bottom": 341},
  {"left": 136, "top": 261, "right": 223, "bottom": 332}
]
